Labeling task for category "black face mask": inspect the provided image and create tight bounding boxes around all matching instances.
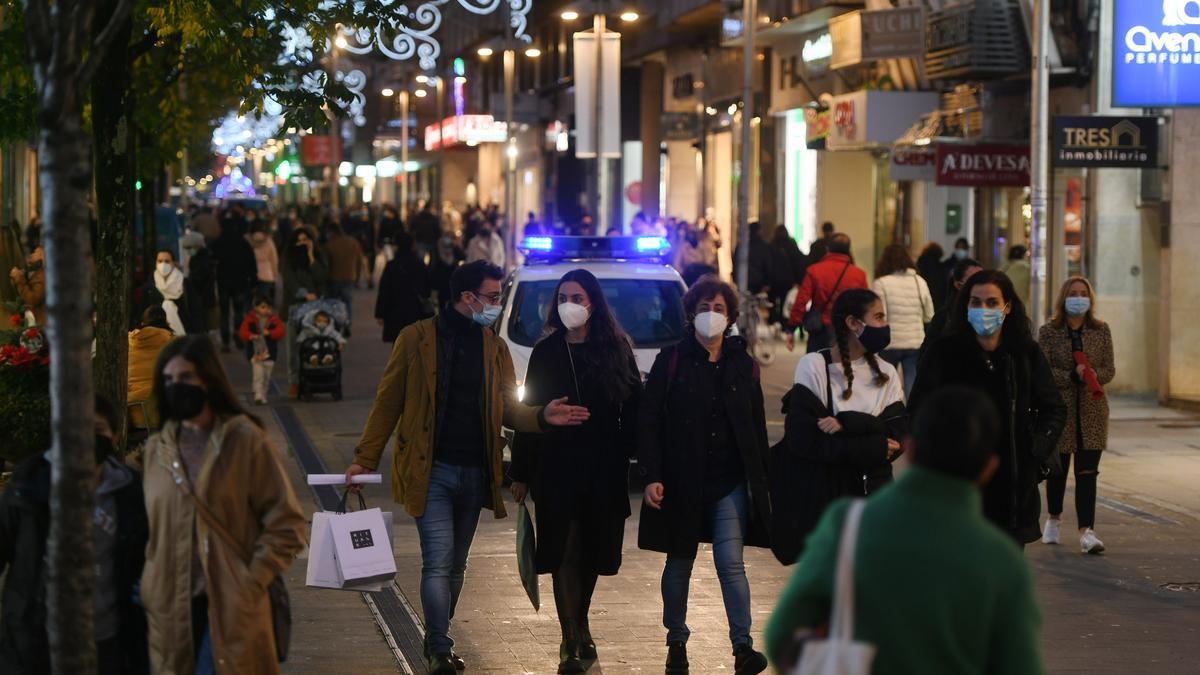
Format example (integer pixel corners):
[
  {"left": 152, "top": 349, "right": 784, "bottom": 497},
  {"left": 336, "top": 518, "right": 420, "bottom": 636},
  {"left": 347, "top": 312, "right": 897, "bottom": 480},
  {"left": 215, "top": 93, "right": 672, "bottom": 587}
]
[
  {"left": 165, "top": 383, "right": 207, "bottom": 421},
  {"left": 856, "top": 323, "right": 892, "bottom": 355},
  {"left": 94, "top": 434, "right": 115, "bottom": 465}
]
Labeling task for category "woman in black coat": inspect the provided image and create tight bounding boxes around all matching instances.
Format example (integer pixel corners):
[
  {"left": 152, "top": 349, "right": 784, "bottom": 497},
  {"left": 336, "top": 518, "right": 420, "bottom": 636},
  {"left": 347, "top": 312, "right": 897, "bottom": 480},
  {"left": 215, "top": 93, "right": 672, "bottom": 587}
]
[
  {"left": 910, "top": 269, "right": 1067, "bottom": 546},
  {"left": 637, "top": 275, "right": 771, "bottom": 675},
  {"left": 510, "top": 269, "right": 641, "bottom": 674},
  {"left": 374, "top": 233, "right": 433, "bottom": 343}
]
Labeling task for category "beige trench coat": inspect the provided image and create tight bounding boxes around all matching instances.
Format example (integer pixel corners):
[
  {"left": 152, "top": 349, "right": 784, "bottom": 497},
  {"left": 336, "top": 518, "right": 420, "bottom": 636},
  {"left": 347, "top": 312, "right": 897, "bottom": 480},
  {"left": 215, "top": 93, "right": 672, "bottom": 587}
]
[{"left": 140, "top": 415, "right": 306, "bottom": 675}]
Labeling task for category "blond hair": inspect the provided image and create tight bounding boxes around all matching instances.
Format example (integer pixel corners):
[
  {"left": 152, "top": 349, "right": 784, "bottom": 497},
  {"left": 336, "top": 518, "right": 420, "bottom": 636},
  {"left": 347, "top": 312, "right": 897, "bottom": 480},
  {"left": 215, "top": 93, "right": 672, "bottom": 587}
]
[{"left": 1049, "top": 276, "right": 1103, "bottom": 329}]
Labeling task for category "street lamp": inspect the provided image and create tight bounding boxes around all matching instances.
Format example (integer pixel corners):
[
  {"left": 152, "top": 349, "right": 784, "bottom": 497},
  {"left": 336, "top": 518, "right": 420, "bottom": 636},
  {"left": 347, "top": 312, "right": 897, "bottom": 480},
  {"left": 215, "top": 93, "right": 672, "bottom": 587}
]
[
  {"left": 381, "top": 87, "right": 394, "bottom": 97},
  {"left": 619, "top": 10, "right": 639, "bottom": 22},
  {"left": 561, "top": 9, "right": 580, "bottom": 21},
  {"left": 524, "top": 47, "right": 542, "bottom": 58},
  {"left": 477, "top": 46, "right": 494, "bottom": 57}
]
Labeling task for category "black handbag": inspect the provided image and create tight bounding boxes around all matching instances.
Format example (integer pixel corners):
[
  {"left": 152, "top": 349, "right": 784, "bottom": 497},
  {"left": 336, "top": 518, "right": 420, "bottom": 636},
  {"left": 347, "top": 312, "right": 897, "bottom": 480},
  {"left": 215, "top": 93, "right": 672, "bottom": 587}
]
[{"left": 803, "top": 262, "right": 851, "bottom": 335}]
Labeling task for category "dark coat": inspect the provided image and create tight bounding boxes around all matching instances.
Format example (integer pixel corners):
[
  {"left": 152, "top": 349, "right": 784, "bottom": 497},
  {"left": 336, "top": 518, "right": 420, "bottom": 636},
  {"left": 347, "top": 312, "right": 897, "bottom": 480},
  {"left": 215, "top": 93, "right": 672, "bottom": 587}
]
[
  {"left": 636, "top": 334, "right": 772, "bottom": 558},
  {"left": 281, "top": 250, "right": 329, "bottom": 317},
  {"left": 186, "top": 248, "right": 219, "bottom": 311},
  {"left": 910, "top": 332, "right": 1066, "bottom": 543},
  {"left": 210, "top": 229, "right": 257, "bottom": 291},
  {"left": 375, "top": 252, "right": 433, "bottom": 343},
  {"left": 916, "top": 251, "right": 948, "bottom": 310},
  {"left": 769, "top": 382, "right": 906, "bottom": 565},
  {"left": 0, "top": 456, "right": 149, "bottom": 674},
  {"left": 511, "top": 333, "right": 641, "bottom": 575}
]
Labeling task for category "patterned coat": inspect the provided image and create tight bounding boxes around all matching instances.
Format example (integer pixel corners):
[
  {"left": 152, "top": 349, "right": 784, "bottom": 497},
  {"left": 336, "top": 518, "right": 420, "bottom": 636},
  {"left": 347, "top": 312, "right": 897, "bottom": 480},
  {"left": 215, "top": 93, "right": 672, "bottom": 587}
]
[{"left": 1037, "top": 321, "right": 1115, "bottom": 453}]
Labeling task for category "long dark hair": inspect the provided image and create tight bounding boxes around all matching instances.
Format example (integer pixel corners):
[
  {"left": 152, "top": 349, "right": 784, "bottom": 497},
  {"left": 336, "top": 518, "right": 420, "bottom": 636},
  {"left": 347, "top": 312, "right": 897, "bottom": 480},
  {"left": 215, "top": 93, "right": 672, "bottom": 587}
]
[
  {"left": 947, "top": 269, "right": 1033, "bottom": 348},
  {"left": 830, "top": 288, "right": 890, "bottom": 401},
  {"left": 541, "top": 269, "right": 638, "bottom": 401},
  {"left": 944, "top": 256, "right": 981, "bottom": 309},
  {"left": 153, "top": 335, "right": 262, "bottom": 428}
]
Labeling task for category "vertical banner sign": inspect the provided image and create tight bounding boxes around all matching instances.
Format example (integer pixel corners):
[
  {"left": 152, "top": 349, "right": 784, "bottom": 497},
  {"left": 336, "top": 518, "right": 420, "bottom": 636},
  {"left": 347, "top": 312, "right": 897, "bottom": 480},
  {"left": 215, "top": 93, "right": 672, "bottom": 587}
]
[
  {"left": 1113, "top": 0, "right": 1200, "bottom": 107},
  {"left": 573, "top": 28, "right": 622, "bottom": 158}
]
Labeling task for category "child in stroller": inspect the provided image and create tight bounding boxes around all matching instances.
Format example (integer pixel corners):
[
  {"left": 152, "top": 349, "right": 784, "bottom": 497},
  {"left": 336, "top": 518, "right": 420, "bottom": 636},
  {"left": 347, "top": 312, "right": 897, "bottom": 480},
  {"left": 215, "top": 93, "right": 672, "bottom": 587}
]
[{"left": 293, "top": 300, "right": 349, "bottom": 400}]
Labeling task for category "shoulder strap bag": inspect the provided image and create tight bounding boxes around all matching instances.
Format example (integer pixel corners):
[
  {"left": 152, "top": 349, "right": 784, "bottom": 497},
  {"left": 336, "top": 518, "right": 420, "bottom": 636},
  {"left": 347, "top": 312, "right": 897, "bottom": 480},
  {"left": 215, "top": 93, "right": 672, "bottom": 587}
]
[
  {"left": 790, "top": 499, "right": 876, "bottom": 675},
  {"left": 803, "top": 262, "right": 852, "bottom": 335}
]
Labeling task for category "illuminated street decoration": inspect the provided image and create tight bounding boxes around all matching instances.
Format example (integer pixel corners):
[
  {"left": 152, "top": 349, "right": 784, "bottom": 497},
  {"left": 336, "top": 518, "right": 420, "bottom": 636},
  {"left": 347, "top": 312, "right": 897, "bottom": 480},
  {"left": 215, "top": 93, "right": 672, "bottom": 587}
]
[
  {"left": 212, "top": 111, "right": 282, "bottom": 156},
  {"left": 214, "top": 167, "right": 257, "bottom": 199},
  {"left": 333, "top": 0, "right": 532, "bottom": 71},
  {"left": 336, "top": 69, "right": 368, "bottom": 127}
]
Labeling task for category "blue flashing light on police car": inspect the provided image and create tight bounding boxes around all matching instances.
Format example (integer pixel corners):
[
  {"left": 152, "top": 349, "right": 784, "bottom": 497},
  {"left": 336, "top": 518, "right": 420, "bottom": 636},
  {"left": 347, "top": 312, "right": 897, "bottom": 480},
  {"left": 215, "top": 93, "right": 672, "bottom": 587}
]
[
  {"left": 635, "top": 236, "right": 670, "bottom": 253},
  {"left": 517, "top": 235, "right": 672, "bottom": 262}
]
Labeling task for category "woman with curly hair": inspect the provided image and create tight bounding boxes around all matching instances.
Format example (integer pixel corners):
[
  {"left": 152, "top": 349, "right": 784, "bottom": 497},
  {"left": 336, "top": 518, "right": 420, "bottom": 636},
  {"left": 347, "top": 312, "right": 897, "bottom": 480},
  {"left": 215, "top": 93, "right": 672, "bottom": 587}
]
[
  {"left": 770, "top": 288, "right": 907, "bottom": 565},
  {"left": 637, "top": 275, "right": 772, "bottom": 675}
]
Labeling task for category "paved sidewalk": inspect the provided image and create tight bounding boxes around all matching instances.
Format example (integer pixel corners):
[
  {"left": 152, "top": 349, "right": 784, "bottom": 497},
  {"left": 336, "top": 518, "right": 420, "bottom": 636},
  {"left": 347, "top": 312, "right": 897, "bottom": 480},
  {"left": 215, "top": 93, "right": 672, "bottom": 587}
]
[{"left": 225, "top": 287, "right": 1200, "bottom": 674}]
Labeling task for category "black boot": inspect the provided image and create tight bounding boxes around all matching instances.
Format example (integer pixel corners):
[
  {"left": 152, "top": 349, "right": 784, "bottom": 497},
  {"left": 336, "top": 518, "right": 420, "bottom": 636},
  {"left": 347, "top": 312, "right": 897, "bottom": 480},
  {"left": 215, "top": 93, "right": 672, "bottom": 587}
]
[
  {"left": 578, "top": 614, "right": 597, "bottom": 658},
  {"left": 666, "top": 641, "right": 689, "bottom": 674},
  {"left": 733, "top": 644, "right": 768, "bottom": 675},
  {"left": 558, "top": 625, "right": 585, "bottom": 674},
  {"left": 426, "top": 653, "right": 456, "bottom": 675}
]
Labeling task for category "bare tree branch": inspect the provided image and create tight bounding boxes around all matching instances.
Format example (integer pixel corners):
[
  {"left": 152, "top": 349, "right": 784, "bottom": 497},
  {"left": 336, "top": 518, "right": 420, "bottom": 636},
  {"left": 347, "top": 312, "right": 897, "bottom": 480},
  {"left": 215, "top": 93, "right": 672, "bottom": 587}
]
[{"left": 75, "top": 0, "right": 133, "bottom": 85}]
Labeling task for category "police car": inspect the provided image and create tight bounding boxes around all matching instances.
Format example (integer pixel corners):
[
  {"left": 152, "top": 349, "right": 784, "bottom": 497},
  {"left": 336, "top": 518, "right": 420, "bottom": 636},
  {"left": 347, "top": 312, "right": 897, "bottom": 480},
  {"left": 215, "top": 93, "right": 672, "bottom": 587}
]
[{"left": 498, "top": 235, "right": 689, "bottom": 399}]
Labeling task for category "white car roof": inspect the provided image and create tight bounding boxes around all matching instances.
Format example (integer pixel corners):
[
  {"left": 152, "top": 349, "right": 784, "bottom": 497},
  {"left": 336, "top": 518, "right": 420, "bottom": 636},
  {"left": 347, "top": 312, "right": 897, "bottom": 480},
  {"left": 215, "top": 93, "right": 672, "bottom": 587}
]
[{"left": 510, "top": 260, "right": 684, "bottom": 283}]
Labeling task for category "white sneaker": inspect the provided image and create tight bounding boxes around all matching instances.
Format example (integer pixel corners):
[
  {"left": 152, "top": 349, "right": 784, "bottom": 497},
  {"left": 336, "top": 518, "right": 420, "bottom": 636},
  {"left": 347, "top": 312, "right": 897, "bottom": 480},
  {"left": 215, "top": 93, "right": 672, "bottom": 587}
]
[
  {"left": 1042, "top": 518, "right": 1061, "bottom": 545},
  {"left": 1080, "top": 529, "right": 1106, "bottom": 555}
]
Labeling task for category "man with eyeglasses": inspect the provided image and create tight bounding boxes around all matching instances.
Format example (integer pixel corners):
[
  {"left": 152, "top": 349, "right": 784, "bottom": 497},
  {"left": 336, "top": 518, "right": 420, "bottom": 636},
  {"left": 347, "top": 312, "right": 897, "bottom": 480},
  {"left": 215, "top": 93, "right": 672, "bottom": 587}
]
[{"left": 347, "top": 260, "right": 589, "bottom": 673}]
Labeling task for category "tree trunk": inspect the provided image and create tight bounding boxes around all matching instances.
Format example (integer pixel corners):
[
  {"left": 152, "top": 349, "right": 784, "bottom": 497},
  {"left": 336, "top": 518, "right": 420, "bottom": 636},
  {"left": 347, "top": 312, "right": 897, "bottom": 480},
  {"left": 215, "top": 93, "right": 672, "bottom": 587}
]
[
  {"left": 91, "top": 3, "right": 134, "bottom": 443},
  {"left": 39, "top": 116, "right": 98, "bottom": 675}
]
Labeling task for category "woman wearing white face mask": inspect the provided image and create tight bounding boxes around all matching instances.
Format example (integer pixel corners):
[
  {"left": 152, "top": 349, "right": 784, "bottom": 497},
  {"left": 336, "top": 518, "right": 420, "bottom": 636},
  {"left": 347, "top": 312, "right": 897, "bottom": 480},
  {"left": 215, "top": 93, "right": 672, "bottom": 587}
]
[
  {"left": 636, "top": 275, "right": 772, "bottom": 675},
  {"left": 509, "top": 269, "right": 641, "bottom": 673},
  {"left": 146, "top": 249, "right": 190, "bottom": 336},
  {"left": 1037, "top": 276, "right": 1115, "bottom": 554}
]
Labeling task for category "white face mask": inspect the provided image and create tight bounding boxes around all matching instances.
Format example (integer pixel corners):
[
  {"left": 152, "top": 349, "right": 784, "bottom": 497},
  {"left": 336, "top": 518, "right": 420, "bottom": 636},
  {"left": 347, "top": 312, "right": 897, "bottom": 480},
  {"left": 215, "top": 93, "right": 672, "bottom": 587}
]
[
  {"left": 558, "top": 302, "right": 590, "bottom": 330},
  {"left": 693, "top": 311, "right": 728, "bottom": 339},
  {"left": 156, "top": 262, "right": 173, "bottom": 277}
]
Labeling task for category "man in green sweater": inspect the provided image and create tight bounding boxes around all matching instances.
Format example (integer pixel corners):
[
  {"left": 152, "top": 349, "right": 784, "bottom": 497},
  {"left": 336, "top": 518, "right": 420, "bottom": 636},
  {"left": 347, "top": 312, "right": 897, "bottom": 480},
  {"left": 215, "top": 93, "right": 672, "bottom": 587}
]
[{"left": 765, "top": 386, "right": 1044, "bottom": 675}]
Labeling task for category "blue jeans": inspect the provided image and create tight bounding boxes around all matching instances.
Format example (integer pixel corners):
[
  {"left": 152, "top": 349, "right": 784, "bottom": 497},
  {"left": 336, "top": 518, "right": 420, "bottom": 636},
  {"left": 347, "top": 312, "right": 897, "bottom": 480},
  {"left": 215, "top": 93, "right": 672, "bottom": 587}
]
[
  {"left": 415, "top": 461, "right": 487, "bottom": 655},
  {"left": 328, "top": 280, "right": 355, "bottom": 322},
  {"left": 661, "top": 484, "right": 753, "bottom": 650},
  {"left": 880, "top": 348, "right": 919, "bottom": 399}
]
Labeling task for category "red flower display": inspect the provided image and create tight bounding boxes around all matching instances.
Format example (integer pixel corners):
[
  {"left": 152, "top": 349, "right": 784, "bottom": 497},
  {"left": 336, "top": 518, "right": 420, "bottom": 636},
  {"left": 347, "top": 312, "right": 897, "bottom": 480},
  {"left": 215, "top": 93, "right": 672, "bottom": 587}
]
[{"left": 8, "top": 314, "right": 19, "bottom": 327}]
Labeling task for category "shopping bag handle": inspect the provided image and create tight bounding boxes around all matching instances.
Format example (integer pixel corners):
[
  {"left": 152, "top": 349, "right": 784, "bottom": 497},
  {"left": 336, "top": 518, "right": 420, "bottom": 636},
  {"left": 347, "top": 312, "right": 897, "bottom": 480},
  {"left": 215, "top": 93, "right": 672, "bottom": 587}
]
[{"left": 336, "top": 488, "right": 368, "bottom": 514}]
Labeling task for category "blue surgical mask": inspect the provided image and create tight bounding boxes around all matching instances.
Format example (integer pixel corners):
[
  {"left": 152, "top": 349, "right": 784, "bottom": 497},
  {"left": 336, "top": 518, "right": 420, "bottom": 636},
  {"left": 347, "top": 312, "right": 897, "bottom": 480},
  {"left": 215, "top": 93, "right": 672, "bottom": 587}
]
[
  {"left": 953, "top": 248, "right": 969, "bottom": 260},
  {"left": 1065, "top": 297, "right": 1090, "bottom": 316},
  {"left": 470, "top": 297, "right": 503, "bottom": 326},
  {"left": 968, "top": 307, "right": 1006, "bottom": 337}
]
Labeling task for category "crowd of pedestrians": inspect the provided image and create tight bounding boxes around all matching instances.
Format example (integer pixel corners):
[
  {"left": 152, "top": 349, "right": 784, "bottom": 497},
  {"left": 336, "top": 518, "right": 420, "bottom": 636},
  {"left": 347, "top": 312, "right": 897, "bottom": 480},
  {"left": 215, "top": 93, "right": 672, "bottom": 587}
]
[{"left": 0, "top": 196, "right": 1123, "bottom": 675}]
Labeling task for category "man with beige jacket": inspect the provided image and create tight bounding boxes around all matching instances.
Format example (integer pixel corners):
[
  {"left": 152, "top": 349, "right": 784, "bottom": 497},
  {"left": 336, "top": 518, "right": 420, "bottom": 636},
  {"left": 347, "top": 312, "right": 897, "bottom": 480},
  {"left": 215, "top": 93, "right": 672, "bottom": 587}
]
[{"left": 346, "top": 260, "right": 588, "bottom": 673}]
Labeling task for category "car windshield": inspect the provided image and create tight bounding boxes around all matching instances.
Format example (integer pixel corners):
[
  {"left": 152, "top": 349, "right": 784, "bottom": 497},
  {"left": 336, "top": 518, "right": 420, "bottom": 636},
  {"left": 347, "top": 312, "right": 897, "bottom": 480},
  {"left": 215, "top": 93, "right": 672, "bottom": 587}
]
[{"left": 507, "top": 278, "right": 686, "bottom": 348}]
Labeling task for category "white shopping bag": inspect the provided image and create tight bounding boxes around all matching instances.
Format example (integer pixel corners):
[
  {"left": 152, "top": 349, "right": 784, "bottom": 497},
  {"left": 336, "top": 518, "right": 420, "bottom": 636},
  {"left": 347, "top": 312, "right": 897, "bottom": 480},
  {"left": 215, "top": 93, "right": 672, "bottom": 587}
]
[
  {"left": 306, "top": 510, "right": 395, "bottom": 591},
  {"left": 791, "top": 499, "right": 875, "bottom": 675},
  {"left": 329, "top": 507, "right": 397, "bottom": 586}
]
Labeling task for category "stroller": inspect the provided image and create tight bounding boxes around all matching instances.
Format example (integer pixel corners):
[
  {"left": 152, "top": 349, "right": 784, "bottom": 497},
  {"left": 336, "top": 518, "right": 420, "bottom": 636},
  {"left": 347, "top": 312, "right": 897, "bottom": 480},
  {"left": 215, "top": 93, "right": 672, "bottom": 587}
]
[{"left": 291, "top": 298, "right": 349, "bottom": 401}]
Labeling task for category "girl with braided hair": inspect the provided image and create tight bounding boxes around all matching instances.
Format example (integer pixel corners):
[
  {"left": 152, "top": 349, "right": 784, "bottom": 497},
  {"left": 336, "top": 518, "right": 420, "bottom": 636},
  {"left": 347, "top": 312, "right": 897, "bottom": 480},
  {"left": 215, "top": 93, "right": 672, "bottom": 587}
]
[{"left": 768, "top": 288, "right": 908, "bottom": 565}]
